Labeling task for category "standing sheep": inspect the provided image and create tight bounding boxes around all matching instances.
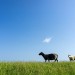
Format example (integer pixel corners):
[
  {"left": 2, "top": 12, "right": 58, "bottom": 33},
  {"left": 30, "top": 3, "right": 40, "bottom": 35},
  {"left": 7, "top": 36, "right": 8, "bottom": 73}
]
[
  {"left": 39, "top": 52, "right": 58, "bottom": 62},
  {"left": 68, "top": 55, "right": 75, "bottom": 61}
]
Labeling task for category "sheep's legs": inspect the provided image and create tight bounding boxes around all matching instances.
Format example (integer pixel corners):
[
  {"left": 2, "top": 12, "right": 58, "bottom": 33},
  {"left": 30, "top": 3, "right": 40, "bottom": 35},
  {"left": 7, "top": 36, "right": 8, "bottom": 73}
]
[
  {"left": 55, "top": 59, "right": 58, "bottom": 62},
  {"left": 57, "top": 60, "right": 58, "bottom": 62},
  {"left": 48, "top": 60, "right": 50, "bottom": 62},
  {"left": 45, "top": 60, "right": 46, "bottom": 62}
]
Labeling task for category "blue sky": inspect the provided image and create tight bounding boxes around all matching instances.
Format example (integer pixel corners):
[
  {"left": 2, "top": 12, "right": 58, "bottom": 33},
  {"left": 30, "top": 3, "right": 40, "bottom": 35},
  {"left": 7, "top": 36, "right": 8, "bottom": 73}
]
[{"left": 0, "top": 0, "right": 75, "bottom": 61}]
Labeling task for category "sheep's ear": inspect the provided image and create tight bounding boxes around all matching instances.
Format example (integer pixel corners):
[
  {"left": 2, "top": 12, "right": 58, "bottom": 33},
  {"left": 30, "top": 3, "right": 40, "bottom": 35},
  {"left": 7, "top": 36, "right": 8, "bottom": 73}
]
[{"left": 68, "top": 54, "right": 70, "bottom": 56}]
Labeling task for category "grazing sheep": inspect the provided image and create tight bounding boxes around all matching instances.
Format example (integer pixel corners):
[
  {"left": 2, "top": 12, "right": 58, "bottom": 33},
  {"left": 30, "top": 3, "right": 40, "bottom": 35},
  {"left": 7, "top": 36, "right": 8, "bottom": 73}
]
[
  {"left": 68, "top": 55, "right": 75, "bottom": 61},
  {"left": 39, "top": 52, "right": 58, "bottom": 62}
]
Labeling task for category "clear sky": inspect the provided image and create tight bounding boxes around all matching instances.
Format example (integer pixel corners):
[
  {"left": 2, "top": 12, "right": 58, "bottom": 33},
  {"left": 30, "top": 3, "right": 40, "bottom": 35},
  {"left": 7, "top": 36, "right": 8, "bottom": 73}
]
[{"left": 0, "top": 0, "right": 75, "bottom": 61}]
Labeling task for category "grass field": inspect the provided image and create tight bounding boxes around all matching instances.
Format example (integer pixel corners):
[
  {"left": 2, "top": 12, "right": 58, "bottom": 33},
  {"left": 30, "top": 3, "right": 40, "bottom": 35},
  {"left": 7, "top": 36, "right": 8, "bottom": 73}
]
[{"left": 0, "top": 62, "right": 75, "bottom": 75}]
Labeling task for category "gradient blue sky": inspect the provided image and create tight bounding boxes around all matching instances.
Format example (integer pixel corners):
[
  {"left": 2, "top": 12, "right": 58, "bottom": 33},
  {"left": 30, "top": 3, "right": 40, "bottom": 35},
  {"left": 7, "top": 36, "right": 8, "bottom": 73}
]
[{"left": 0, "top": 0, "right": 75, "bottom": 61}]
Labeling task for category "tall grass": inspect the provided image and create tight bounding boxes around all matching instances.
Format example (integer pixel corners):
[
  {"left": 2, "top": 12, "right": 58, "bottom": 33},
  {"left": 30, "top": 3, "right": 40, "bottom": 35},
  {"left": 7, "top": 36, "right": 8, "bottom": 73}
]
[{"left": 0, "top": 62, "right": 75, "bottom": 75}]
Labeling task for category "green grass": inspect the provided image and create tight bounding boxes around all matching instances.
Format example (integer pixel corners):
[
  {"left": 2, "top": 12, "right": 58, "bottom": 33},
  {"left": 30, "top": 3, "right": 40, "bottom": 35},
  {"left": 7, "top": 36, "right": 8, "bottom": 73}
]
[{"left": 0, "top": 62, "right": 75, "bottom": 75}]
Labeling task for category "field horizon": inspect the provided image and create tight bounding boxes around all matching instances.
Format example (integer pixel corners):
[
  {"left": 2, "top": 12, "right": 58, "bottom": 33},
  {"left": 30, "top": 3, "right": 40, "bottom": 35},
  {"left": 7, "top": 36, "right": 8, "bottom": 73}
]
[{"left": 0, "top": 61, "right": 75, "bottom": 75}]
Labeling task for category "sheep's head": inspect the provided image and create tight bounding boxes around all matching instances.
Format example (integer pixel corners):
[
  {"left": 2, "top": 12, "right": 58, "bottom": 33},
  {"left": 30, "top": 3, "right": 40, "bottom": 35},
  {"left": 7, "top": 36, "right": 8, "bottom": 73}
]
[
  {"left": 68, "top": 55, "right": 71, "bottom": 57},
  {"left": 39, "top": 52, "right": 44, "bottom": 55}
]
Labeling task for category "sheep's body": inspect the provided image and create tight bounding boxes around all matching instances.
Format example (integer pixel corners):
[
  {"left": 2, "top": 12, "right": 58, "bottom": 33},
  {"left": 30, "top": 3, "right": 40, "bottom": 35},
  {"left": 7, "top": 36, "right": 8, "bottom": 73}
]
[
  {"left": 68, "top": 55, "right": 75, "bottom": 61},
  {"left": 39, "top": 52, "right": 58, "bottom": 62}
]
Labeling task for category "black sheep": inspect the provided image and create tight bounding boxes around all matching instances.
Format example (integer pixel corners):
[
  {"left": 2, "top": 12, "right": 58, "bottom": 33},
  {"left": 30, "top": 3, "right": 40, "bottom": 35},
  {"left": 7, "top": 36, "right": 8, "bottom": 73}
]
[{"left": 39, "top": 52, "right": 58, "bottom": 62}]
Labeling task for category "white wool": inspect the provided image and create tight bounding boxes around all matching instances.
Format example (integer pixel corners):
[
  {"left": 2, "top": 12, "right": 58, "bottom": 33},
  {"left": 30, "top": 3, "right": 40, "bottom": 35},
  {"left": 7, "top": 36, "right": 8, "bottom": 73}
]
[
  {"left": 68, "top": 55, "right": 75, "bottom": 61},
  {"left": 69, "top": 56, "right": 74, "bottom": 57}
]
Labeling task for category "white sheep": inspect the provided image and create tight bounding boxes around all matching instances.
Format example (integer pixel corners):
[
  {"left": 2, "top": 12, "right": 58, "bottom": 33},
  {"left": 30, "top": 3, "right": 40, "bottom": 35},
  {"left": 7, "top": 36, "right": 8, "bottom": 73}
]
[{"left": 68, "top": 55, "right": 75, "bottom": 61}]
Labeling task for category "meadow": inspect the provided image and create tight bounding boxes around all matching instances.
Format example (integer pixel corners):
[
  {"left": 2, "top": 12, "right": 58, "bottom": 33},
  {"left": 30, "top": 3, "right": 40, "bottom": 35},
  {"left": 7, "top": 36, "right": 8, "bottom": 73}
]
[{"left": 0, "top": 62, "right": 75, "bottom": 75}]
